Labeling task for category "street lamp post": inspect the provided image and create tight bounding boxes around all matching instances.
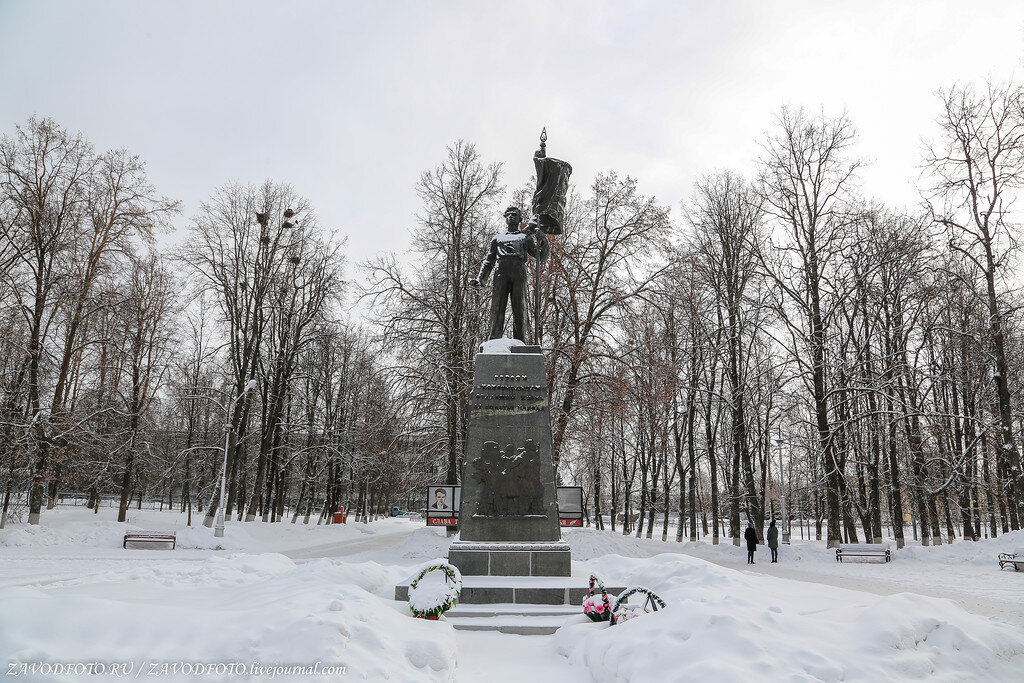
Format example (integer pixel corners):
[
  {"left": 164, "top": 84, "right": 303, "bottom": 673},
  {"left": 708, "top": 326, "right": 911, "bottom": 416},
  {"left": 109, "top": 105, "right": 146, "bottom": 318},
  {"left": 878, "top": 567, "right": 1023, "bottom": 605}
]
[
  {"left": 214, "top": 379, "right": 256, "bottom": 538},
  {"left": 214, "top": 208, "right": 298, "bottom": 536},
  {"left": 778, "top": 421, "right": 791, "bottom": 544}
]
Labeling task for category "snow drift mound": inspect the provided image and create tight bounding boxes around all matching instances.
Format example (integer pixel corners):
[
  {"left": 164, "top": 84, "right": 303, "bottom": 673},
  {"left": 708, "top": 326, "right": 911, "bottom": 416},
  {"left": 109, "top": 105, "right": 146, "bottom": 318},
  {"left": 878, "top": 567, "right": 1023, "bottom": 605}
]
[
  {"left": 345, "top": 525, "right": 453, "bottom": 566},
  {"left": 892, "top": 529, "right": 1024, "bottom": 566},
  {"left": 0, "top": 554, "right": 455, "bottom": 681},
  {"left": 0, "top": 520, "right": 129, "bottom": 548},
  {"left": 558, "top": 554, "right": 1024, "bottom": 682},
  {"left": 0, "top": 509, "right": 381, "bottom": 553},
  {"left": 0, "top": 518, "right": 254, "bottom": 551},
  {"left": 562, "top": 527, "right": 663, "bottom": 561}
]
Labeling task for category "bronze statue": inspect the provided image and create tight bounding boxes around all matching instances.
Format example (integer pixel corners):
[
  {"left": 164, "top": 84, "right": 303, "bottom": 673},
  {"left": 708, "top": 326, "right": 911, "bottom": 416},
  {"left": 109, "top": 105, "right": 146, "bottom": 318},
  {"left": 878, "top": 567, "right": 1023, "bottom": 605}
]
[
  {"left": 470, "top": 206, "right": 548, "bottom": 341},
  {"left": 470, "top": 130, "right": 571, "bottom": 343}
]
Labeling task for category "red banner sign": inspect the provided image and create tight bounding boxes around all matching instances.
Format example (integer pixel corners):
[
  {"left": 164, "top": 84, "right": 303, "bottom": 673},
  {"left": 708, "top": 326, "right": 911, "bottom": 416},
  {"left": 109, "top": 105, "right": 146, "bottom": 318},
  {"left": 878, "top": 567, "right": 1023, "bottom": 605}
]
[
  {"left": 426, "top": 517, "right": 459, "bottom": 526},
  {"left": 559, "top": 518, "right": 583, "bottom": 526}
]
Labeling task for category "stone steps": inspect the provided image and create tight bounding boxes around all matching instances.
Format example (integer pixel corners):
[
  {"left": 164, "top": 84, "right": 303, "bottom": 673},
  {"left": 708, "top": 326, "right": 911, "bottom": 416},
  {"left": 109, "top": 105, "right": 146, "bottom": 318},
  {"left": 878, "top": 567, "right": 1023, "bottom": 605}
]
[
  {"left": 445, "top": 603, "right": 580, "bottom": 635},
  {"left": 396, "top": 572, "right": 624, "bottom": 606},
  {"left": 397, "top": 573, "right": 624, "bottom": 634},
  {"left": 448, "top": 602, "right": 580, "bottom": 617}
]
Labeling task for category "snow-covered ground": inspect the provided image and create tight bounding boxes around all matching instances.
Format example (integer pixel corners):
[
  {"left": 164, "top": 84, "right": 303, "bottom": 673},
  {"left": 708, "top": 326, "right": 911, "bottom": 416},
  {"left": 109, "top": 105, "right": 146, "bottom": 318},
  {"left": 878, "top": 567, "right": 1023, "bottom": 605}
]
[
  {"left": 564, "top": 526, "right": 1024, "bottom": 624},
  {"left": 2, "top": 507, "right": 1023, "bottom": 681}
]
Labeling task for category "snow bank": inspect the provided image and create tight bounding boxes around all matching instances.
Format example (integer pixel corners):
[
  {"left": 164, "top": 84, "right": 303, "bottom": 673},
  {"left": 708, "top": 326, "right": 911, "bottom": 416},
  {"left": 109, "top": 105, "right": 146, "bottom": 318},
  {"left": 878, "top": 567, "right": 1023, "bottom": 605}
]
[
  {"left": 563, "top": 527, "right": 666, "bottom": 561},
  {"left": 558, "top": 553, "right": 1024, "bottom": 682},
  {"left": 0, "top": 554, "right": 456, "bottom": 681},
  {"left": 0, "top": 520, "right": 130, "bottom": 549},
  {"left": 350, "top": 526, "right": 453, "bottom": 565},
  {"left": 889, "top": 530, "right": 1024, "bottom": 566},
  {"left": 679, "top": 529, "right": 1024, "bottom": 568},
  {"left": 0, "top": 519, "right": 283, "bottom": 552},
  {"left": 0, "top": 507, "right": 379, "bottom": 553}
]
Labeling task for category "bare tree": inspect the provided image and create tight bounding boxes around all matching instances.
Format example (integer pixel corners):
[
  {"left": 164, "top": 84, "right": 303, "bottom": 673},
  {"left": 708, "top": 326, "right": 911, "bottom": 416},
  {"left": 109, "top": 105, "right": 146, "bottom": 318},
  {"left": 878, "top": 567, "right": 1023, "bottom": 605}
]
[
  {"left": 689, "top": 170, "right": 769, "bottom": 539},
  {"left": 545, "top": 172, "right": 671, "bottom": 470},
  {"left": 180, "top": 180, "right": 310, "bottom": 524},
  {"left": 248, "top": 219, "right": 345, "bottom": 522},
  {"left": 759, "top": 107, "right": 862, "bottom": 547},
  {"left": 924, "top": 81, "right": 1024, "bottom": 528},
  {"left": 114, "top": 252, "right": 177, "bottom": 521},
  {"left": 0, "top": 117, "right": 177, "bottom": 523},
  {"left": 365, "top": 141, "right": 499, "bottom": 485}
]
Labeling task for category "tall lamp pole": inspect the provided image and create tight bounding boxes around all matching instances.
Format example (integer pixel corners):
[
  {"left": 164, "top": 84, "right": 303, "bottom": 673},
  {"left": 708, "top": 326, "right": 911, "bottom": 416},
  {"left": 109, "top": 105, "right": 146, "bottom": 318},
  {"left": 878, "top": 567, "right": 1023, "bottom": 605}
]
[
  {"left": 215, "top": 379, "right": 257, "bottom": 538},
  {"left": 778, "top": 420, "right": 790, "bottom": 544}
]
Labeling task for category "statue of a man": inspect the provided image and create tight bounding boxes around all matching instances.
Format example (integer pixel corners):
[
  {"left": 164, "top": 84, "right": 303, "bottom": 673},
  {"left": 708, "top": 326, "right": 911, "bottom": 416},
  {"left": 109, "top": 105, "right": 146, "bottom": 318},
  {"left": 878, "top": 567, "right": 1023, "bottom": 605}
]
[{"left": 470, "top": 206, "right": 549, "bottom": 341}]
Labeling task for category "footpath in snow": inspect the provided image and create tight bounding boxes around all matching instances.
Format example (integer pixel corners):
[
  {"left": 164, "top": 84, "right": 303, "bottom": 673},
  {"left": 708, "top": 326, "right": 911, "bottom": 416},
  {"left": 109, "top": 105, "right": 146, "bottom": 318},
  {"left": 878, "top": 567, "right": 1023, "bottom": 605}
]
[{"left": 2, "top": 507, "right": 1024, "bottom": 682}]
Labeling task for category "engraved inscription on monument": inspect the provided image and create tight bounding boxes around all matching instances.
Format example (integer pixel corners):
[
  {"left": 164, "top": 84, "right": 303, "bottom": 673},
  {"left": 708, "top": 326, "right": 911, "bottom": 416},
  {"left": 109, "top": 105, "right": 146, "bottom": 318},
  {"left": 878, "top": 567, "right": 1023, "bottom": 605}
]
[{"left": 469, "top": 373, "right": 548, "bottom": 417}]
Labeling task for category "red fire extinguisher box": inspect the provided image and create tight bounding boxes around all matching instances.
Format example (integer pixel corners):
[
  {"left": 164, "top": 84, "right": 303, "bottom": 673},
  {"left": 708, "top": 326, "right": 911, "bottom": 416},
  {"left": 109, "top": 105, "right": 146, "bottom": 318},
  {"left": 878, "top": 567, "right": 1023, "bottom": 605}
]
[{"left": 333, "top": 506, "right": 347, "bottom": 524}]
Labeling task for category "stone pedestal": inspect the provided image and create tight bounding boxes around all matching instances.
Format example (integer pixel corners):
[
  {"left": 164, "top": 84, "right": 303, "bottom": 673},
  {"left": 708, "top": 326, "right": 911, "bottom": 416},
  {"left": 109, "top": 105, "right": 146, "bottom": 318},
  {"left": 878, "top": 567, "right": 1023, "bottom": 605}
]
[
  {"left": 395, "top": 574, "right": 622, "bottom": 607},
  {"left": 395, "top": 340, "right": 618, "bottom": 632},
  {"left": 392, "top": 143, "right": 587, "bottom": 634},
  {"left": 449, "top": 340, "right": 569, "bottom": 577},
  {"left": 448, "top": 540, "right": 571, "bottom": 577}
]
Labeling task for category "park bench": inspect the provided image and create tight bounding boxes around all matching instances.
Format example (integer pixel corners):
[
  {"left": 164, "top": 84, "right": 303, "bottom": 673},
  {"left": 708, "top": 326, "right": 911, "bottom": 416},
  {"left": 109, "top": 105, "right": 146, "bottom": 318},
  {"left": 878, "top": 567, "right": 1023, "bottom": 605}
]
[
  {"left": 123, "top": 532, "right": 176, "bottom": 550},
  {"left": 998, "top": 549, "right": 1024, "bottom": 571},
  {"left": 836, "top": 543, "right": 891, "bottom": 563}
]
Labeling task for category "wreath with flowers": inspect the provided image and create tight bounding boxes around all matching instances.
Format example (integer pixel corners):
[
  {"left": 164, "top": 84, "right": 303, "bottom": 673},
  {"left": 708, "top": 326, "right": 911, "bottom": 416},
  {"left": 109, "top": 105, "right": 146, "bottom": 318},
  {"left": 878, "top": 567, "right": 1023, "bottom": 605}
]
[
  {"left": 610, "top": 586, "right": 666, "bottom": 625},
  {"left": 408, "top": 562, "right": 463, "bottom": 620},
  {"left": 582, "top": 573, "right": 612, "bottom": 622}
]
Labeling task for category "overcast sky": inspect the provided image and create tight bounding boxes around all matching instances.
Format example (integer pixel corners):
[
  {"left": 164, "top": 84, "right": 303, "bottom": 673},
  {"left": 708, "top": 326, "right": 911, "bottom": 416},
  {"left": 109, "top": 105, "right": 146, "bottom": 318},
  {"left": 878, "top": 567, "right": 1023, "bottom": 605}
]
[{"left": 2, "top": 0, "right": 1024, "bottom": 266}]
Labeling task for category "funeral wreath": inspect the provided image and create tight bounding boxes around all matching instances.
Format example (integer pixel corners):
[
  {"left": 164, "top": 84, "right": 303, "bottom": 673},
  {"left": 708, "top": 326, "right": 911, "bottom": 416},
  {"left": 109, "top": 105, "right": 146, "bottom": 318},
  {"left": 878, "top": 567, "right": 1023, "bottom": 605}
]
[
  {"left": 408, "top": 562, "right": 463, "bottom": 619},
  {"left": 582, "top": 573, "right": 612, "bottom": 622},
  {"left": 611, "top": 586, "right": 666, "bottom": 625}
]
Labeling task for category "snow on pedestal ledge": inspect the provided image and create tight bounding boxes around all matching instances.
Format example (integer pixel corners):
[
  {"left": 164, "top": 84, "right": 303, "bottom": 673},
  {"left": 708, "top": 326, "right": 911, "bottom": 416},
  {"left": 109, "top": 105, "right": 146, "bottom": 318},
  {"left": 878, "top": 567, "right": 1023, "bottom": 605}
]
[{"left": 478, "top": 338, "right": 526, "bottom": 354}]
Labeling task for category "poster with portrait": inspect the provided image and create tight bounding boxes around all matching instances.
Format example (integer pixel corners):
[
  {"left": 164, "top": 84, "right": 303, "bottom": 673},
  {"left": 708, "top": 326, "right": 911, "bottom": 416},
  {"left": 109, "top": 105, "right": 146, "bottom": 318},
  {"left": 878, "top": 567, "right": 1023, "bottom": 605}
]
[
  {"left": 424, "top": 485, "right": 584, "bottom": 526},
  {"left": 425, "top": 485, "right": 460, "bottom": 526},
  {"left": 557, "top": 486, "right": 583, "bottom": 526}
]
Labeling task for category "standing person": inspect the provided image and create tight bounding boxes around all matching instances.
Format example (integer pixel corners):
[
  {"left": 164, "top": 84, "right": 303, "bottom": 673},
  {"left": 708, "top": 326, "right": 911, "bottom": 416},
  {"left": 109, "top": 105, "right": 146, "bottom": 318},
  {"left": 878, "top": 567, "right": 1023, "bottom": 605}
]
[
  {"left": 744, "top": 522, "right": 758, "bottom": 564},
  {"left": 767, "top": 519, "right": 779, "bottom": 563}
]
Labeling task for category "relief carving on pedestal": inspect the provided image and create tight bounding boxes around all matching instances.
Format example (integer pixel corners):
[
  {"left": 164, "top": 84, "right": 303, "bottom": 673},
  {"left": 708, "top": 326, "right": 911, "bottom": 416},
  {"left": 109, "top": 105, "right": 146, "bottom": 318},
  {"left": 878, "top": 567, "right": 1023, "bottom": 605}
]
[{"left": 472, "top": 439, "right": 545, "bottom": 517}]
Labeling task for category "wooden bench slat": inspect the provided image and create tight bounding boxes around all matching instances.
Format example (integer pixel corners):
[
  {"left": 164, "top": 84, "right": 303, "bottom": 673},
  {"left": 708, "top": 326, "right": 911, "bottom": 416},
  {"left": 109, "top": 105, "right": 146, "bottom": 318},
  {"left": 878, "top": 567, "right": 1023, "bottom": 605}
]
[
  {"left": 999, "top": 551, "right": 1024, "bottom": 571},
  {"left": 123, "top": 532, "right": 176, "bottom": 550},
  {"left": 836, "top": 544, "right": 891, "bottom": 563},
  {"left": 124, "top": 533, "right": 175, "bottom": 538}
]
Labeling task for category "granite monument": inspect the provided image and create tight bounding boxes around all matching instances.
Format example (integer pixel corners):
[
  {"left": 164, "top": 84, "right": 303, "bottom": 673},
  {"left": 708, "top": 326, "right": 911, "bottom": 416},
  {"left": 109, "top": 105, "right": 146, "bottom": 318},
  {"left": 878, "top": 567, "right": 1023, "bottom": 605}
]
[{"left": 448, "top": 131, "right": 573, "bottom": 578}]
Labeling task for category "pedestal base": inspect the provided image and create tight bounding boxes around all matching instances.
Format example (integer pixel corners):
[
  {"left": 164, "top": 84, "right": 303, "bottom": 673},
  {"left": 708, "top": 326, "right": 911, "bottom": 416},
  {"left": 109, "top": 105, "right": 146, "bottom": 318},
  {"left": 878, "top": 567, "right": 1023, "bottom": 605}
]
[
  {"left": 448, "top": 540, "right": 571, "bottom": 577},
  {"left": 395, "top": 573, "right": 622, "bottom": 605}
]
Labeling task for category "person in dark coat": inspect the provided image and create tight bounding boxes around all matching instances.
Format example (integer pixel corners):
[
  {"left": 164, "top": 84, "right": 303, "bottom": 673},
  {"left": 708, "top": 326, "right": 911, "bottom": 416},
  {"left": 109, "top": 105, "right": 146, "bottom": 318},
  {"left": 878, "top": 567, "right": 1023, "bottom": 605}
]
[
  {"left": 767, "top": 519, "right": 780, "bottom": 563},
  {"left": 744, "top": 522, "right": 758, "bottom": 564}
]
